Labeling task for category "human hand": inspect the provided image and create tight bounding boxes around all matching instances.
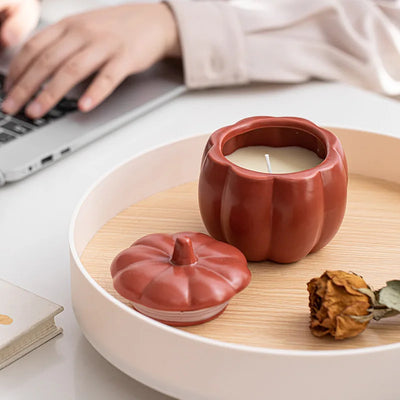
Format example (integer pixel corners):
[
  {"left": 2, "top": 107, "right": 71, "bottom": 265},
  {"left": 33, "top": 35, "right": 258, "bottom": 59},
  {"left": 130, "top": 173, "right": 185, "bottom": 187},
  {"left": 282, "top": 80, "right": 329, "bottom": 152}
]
[
  {"left": 2, "top": 3, "right": 181, "bottom": 118},
  {"left": 0, "top": 0, "right": 40, "bottom": 47}
]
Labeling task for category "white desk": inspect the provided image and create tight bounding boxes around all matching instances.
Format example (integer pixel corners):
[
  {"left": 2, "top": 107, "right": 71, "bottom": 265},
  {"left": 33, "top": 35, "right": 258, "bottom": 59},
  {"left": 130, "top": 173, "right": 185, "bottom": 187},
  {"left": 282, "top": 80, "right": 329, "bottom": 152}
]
[
  {"left": 2, "top": 2, "right": 400, "bottom": 399},
  {"left": 2, "top": 79, "right": 400, "bottom": 400}
]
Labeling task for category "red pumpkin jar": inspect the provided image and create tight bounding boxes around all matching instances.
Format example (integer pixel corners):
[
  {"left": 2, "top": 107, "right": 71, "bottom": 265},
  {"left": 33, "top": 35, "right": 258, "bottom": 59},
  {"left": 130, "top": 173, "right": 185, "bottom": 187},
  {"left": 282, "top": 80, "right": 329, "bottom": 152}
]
[{"left": 198, "top": 116, "right": 348, "bottom": 263}]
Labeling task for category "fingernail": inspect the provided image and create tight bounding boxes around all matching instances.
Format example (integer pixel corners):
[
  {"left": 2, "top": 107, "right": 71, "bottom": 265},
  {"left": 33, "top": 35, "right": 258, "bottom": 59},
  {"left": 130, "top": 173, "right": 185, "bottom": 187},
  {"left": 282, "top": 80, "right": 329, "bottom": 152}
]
[
  {"left": 2, "top": 97, "right": 16, "bottom": 114},
  {"left": 79, "top": 96, "right": 93, "bottom": 112},
  {"left": 26, "top": 101, "right": 42, "bottom": 118}
]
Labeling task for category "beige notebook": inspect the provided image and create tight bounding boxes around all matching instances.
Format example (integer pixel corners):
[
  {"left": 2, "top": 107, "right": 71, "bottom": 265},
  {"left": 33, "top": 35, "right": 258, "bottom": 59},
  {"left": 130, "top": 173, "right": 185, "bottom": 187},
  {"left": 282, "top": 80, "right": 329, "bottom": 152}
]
[{"left": 0, "top": 279, "right": 63, "bottom": 370}]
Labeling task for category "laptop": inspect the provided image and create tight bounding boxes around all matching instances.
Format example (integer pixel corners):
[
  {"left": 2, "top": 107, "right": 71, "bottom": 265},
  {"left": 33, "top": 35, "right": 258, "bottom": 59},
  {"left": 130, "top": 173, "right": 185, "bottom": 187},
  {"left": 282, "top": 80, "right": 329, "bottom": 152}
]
[{"left": 0, "top": 47, "right": 185, "bottom": 186}]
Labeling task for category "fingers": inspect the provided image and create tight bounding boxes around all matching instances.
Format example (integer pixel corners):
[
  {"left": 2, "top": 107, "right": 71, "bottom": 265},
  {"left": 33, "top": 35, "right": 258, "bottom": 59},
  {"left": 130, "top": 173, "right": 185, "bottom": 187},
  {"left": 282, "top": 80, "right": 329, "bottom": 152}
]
[
  {"left": 5, "top": 22, "right": 64, "bottom": 91},
  {"left": 78, "top": 57, "right": 128, "bottom": 112},
  {"left": 25, "top": 44, "right": 115, "bottom": 118},
  {"left": 1, "top": 0, "right": 41, "bottom": 47},
  {"left": 3, "top": 28, "right": 85, "bottom": 115}
]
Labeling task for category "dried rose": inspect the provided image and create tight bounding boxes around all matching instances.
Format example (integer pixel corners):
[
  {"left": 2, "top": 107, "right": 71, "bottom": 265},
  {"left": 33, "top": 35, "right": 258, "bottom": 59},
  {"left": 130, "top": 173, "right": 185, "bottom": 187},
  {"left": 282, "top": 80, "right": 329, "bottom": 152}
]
[
  {"left": 307, "top": 271, "right": 400, "bottom": 340},
  {"left": 307, "top": 270, "right": 371, "bottom": 339}
]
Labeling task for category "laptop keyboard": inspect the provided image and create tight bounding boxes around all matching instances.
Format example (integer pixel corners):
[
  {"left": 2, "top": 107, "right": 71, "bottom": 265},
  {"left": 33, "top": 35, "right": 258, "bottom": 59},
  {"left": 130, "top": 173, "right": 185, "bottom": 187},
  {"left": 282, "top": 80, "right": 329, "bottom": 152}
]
[{"left": 0, "top": 73, "right": 78, "bottom": 146}]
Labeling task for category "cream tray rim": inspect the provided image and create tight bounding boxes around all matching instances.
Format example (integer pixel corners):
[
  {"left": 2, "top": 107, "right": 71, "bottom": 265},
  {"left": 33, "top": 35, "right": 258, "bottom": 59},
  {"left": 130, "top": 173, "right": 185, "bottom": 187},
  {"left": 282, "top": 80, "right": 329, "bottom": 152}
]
[{"left": 69, "top": 127, "right": 400, "bottom": 357}]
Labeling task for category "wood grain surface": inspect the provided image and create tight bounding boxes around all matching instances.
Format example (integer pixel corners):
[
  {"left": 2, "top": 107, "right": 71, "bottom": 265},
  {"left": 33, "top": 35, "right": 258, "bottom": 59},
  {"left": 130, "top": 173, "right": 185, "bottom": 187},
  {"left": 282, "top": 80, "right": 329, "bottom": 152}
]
[{"left": 80, "top": 175, "right": 400, "bottom": 350}]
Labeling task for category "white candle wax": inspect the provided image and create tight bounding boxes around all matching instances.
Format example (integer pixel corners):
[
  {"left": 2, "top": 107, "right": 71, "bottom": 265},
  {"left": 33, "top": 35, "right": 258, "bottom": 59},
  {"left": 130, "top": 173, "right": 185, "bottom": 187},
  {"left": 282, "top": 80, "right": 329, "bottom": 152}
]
[{"left": 225, "top": 146, "right": 323, "bottom": 173}]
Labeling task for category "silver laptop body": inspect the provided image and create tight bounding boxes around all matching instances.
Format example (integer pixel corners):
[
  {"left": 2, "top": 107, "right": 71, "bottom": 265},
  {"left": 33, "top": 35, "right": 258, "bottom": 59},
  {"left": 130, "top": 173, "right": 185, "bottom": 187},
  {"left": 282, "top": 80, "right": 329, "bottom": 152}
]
[{"left": 0, "top": 51, "right": 185, "bottom": 186}]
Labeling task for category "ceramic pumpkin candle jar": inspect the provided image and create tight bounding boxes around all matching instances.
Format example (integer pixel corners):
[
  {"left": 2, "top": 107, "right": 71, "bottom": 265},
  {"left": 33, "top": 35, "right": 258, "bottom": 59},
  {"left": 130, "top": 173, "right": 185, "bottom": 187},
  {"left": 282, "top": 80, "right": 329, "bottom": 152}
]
[
  {"left": 111, "top": 232, "right": 251, "bottom": 326},
  {"left": 198, "top": 116, "right": 348, "bottom": 263}
]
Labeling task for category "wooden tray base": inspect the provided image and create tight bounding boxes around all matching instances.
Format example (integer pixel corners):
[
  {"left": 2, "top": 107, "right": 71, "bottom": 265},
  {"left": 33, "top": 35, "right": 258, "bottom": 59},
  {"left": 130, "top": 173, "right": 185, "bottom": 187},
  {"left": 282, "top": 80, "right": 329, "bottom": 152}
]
[{"left": 80, "top": 174, "right": 400, "bottom": 350}]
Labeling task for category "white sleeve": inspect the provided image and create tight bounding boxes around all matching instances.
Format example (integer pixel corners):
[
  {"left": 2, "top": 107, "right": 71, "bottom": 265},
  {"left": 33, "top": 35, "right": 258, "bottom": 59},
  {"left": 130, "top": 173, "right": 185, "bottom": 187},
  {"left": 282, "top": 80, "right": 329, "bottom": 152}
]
[{"left": 167, "top": 0, "right": 400, "bottom": 95}]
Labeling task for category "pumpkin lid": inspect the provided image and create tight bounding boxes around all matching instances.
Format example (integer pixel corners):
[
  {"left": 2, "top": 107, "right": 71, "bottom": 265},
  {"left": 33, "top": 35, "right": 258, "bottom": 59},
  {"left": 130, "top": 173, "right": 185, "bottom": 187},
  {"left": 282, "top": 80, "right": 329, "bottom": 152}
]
[{"left": 111, "top": 232, "right": 251, "bottom": 312}]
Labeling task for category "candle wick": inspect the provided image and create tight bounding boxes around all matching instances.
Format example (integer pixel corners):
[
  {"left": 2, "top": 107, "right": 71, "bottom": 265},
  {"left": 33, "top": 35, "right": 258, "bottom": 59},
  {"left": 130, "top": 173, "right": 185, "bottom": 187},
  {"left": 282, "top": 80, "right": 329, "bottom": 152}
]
[{"left": 265, "top": 154, "right": 272, "bottom": 173}]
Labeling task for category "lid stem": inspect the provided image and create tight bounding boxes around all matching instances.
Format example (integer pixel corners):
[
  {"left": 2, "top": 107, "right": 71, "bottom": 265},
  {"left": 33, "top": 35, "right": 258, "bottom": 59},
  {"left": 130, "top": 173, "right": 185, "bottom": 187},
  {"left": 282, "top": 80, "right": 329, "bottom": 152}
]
[{"left": 171, "top": 237, "right": 198, "bottom": 266}]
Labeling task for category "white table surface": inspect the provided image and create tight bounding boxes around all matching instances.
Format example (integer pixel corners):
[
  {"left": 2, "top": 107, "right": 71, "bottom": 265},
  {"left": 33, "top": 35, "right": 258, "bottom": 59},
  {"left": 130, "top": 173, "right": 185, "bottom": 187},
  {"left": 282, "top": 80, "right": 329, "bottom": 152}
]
[{"left": 2, "top": 2, "right": 400, "bottom": 400}]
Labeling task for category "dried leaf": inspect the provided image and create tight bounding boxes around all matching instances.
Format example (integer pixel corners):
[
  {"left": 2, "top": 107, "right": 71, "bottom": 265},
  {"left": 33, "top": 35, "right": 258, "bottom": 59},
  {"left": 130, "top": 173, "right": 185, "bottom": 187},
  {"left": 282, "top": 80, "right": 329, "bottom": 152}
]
[
  {"left": 378, "top": 280, "right": 400, "bottom": 312},
  {"left": 350, "top": 313, "right": 374, "bottom": 323},
  {"left": 357, "top": 287, "right": 378, "bottom": 306}
]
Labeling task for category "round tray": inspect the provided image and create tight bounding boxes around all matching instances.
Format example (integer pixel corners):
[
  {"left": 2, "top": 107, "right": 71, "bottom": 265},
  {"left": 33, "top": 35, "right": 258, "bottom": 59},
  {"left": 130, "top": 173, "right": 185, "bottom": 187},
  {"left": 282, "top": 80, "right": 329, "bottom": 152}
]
[{"left": 70, "top": 127, "right": 400, "bottom": 400}]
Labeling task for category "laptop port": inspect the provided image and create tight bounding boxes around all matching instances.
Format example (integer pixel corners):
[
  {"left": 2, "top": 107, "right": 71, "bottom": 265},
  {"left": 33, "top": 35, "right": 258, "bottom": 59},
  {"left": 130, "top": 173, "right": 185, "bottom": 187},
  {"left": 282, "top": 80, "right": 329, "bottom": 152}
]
[
  {"left": 41, "top": 155, "right": 53, "bottom": 165},
  {"left": 60, "top": 148, "right": 70, "bottom": 155}
]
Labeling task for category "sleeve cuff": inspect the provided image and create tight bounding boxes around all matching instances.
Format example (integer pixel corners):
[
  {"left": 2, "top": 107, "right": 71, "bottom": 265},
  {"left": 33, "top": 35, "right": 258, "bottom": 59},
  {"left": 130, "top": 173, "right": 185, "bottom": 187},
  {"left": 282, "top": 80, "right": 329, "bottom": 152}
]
[{"left": 166, "top": 0, "right": 248, "bottom": 88}]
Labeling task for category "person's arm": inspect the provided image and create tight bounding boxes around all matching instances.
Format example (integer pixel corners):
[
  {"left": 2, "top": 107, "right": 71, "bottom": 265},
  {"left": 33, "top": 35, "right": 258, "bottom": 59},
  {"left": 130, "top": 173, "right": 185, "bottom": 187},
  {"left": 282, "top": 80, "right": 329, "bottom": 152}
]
[
  {"left": 167, "top": 0, "right": 400, "bottom": 95},
  {"left": 3, "top": 0, "right": 400, "bottom": 119}
]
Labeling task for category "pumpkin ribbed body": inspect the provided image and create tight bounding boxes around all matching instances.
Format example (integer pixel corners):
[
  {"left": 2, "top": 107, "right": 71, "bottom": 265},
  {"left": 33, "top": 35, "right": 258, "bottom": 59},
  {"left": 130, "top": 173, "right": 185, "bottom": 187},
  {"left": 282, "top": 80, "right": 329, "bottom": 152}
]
[{"left": 198, "top": 117, "right": 348, "bottom": 263}]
